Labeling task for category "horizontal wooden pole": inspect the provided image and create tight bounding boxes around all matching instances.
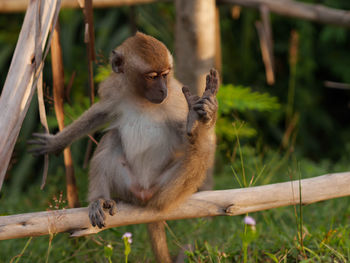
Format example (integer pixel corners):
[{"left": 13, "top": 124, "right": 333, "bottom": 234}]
[
  {"left": 219, "top": 0, "right": 350, "bottom": 28},
  {"left": 2, "top": 0, "right": 350, "bottom": 30},
  {"left": 0, "top": 171, "right": 349, "bottom": 240},
  {"left": 0, "top": 0, "right": 168, "bottom": 13}
]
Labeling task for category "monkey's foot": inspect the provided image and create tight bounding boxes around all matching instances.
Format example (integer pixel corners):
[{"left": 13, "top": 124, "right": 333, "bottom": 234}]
[
  {"left": 195, "top": 68, "right": 219, "bottom": 124},
  {"left": 88, "top": 199, "right": 117, "bottom": 228},
  {"left": 182, "top": 68, "right": 219, "bottom": 135}
]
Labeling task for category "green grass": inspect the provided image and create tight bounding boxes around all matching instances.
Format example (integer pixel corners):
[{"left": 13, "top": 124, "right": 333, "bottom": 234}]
[{"left": 1, "top": 147, "right": 350, "bottom": 263}]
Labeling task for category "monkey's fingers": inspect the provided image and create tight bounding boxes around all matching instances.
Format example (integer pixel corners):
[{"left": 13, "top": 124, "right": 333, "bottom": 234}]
[
  {"left": 186, "top": 110, "right": 199, "bottom": 136},
  {"left": 193, "top": 104, "right": 210, "bottom": 122},
  {"left": 27, "top": 133, "right": 51, "bottom": 155},
  {"left": 27, "top": 133, "right": 49, "bottom": 144},
  {"left": 182, "top": 86, "right": 192, "bottom": 107},
  {"left": 27, "top": 140, "right": 46, "bottom": 147},
  {"left": 204, "top": 68, "right": 219, "bottom": 97},
  {"left": 32, "top": 132, "right": 50, "bottom": 138},
  {"left": 28, "top": 147, "right": 48, "bottom": 156}
]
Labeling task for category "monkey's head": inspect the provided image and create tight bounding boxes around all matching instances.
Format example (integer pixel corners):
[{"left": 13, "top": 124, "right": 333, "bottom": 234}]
[{"left": 111, "top": 32, "right": 173, "bottom": 104}]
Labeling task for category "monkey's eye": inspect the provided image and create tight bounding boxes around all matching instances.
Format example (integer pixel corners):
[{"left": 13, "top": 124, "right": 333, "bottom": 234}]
[
  {"left": 146, "top": 72, "right": 158, "bottom": 80},
  {"left": 161, "top": 69, "right": 170, "bottom": 78}
]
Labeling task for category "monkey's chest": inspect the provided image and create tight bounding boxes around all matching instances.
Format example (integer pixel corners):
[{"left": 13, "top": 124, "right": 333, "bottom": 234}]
[
  {"left": 120, "top": 115, "right": 168, "bottom": 157},
  {"left": 117, "top": 109, "right": 174, "bottom": 184}
]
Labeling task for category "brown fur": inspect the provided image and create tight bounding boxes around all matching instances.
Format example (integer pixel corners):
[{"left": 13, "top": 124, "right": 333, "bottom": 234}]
[
  {"left": 29, "top": 33, "right": 218, "bottom": 263},
  {"left": 120, "top": 32, "right": 170, "bottom": 72}
]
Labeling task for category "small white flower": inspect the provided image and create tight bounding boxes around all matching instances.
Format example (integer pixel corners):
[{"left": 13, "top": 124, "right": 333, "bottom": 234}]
[
  {"left": 122, "top": 232, "right": 132, "bottom": 239},
  {"left": 122, "top": 232, "right": 133, "bottom": 244},
  {"left": 244, "top": 216, "right": 256, "bottom": 226}
]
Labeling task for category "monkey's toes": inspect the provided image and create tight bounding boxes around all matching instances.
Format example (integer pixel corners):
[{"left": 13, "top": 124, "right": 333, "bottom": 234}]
[
  {"left": 88, "top": 199, "right": 107, "bottom": 228},
  {"left": 103, "top": 199, "right": 117, "bottom": 216},
  {"left": 205, "top": 69, "right": 219, "bottom": 95},
  {"left": 89, "top": 210, "right": 106, "bottom": 228}
]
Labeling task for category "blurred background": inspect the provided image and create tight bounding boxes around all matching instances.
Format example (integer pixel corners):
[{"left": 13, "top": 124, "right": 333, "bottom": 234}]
[{"left": 0, "top": 0, "right": 350, "bottom": 262}]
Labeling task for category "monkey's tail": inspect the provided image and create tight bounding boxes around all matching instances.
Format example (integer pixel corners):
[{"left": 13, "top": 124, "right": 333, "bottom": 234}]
[{"left": 147, "top": 221, "right": 172, "bottom": 263}]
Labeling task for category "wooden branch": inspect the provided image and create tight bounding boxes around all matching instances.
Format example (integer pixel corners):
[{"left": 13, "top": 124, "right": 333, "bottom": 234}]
[
  {"left": 1, "top": 172, "right": 350, "bottom": 240},
  {"left": 324, "top": 81, "right": 350, "bottom": 90},
  {"left": 259, "top": 5, "right": 275, "bottom": 85},
  {"left": 256, "top": 20, "right": 275, "bottom": 85},
  {"left": 51, "top": 23, "right": 80, "bottom": 208},
  {"left": 2, "top": 0, "right": 350, "bottom": 30},
  {"left": 0, "top": 0, "right": 168, "bottom": 13},
  {"left": 218, "top": 0, "right": 350, "bottom": 28},
  {"left": 0, "top": 0, "right": 61, "bottom": 190}
]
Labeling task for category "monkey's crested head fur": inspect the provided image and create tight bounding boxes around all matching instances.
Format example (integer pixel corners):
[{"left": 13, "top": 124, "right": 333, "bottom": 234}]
[{"left": 118, "top": 32, "right": 172, "bottom": 72}]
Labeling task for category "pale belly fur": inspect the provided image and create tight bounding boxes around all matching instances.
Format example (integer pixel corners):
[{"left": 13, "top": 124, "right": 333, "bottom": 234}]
[{"left": 113, "top": 102, "right": 178, "bottom": 189}]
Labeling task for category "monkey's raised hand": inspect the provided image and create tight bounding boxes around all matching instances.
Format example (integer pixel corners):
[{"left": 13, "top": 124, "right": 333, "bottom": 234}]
[
  {"left": 27, "top": 133, "right": 64, "bottom": 156},
  {"left": 182, "top": 68, "right": 219, "bottom": 136},
  {"left": 88, "top": 199, "right": 117, "bottom": 228}
]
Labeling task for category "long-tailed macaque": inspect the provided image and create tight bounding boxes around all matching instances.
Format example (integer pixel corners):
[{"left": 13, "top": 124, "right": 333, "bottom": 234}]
[{"left": 29, "top": 32, "right": 219, "bottom": 263}]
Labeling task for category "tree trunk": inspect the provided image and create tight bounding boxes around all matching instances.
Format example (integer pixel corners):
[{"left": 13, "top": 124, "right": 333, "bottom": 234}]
[{"left": 175, "top": 0, "right": 217, "bottom": 95}]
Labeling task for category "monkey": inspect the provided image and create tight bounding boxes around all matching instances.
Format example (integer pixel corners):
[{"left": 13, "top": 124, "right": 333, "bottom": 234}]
[{"left": 29, "top": 32, "right": 219, "bottom": 263}]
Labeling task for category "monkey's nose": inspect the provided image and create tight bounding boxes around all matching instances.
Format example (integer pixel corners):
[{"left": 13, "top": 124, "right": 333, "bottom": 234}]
[{"left": 160, "top": 88, "right": 167, "bottom": 98}]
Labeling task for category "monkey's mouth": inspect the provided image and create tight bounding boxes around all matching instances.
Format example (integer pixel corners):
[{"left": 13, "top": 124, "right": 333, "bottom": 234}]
[
  {"left": 147, "top": 93, "right": 167, "bottom": 104},
  {"left": 150, "top": 97, "right": 166, "bottom": 104}
]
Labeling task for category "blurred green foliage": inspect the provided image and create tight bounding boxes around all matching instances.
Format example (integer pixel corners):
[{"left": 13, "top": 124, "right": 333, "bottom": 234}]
[
  {"left": 0, "top": 1, "right": 350, "bottom": 261},
  {"left": 0, "top": 0, "right": 348, "bottom": 204},
  {"left": 216, "top": 84, "right": 280, "bottom": 143}
]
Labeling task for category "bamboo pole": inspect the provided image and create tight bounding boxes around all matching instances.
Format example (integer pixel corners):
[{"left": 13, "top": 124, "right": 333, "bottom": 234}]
[
  {"left": 0, "top": 0, "right": 61, "bottom": 190},
  {"left": 0, "top": 171, "right": 349, "bottom": 240}
]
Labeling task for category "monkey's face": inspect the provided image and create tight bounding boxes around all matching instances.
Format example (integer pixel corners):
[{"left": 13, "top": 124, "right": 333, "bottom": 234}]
[{"left": 142, "top": 69, "right": 170, "bottom": 104}]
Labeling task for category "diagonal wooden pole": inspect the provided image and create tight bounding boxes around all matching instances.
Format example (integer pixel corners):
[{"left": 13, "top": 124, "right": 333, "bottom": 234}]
[
  {"left": 0, "top": 172, "right": 349, "bottom": 240},
  {"left": 0, "top": 0, "right": 61, "bottom": 191}
]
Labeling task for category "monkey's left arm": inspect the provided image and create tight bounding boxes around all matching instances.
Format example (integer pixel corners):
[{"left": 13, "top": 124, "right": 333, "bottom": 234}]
[{"left": 147, "top": 69, "right": 219, "bottom": 211}]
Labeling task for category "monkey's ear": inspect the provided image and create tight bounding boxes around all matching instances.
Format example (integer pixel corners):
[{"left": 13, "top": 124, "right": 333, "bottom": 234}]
[{"left": 111, "top": 50, "right": 124, "bottom": 73}]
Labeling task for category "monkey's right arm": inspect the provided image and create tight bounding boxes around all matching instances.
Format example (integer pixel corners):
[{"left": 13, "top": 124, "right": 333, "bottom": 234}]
[{"left": 28, "top": 101, "right": 113, "bottom": 156}]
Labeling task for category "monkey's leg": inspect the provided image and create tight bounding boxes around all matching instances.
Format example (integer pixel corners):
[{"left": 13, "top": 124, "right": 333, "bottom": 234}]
[
  {"left": 148, "top": 221, "right": 172, "bottom": 263},
  {"left": 88, "top": 130, "right": 138, "bottom": 228}
]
